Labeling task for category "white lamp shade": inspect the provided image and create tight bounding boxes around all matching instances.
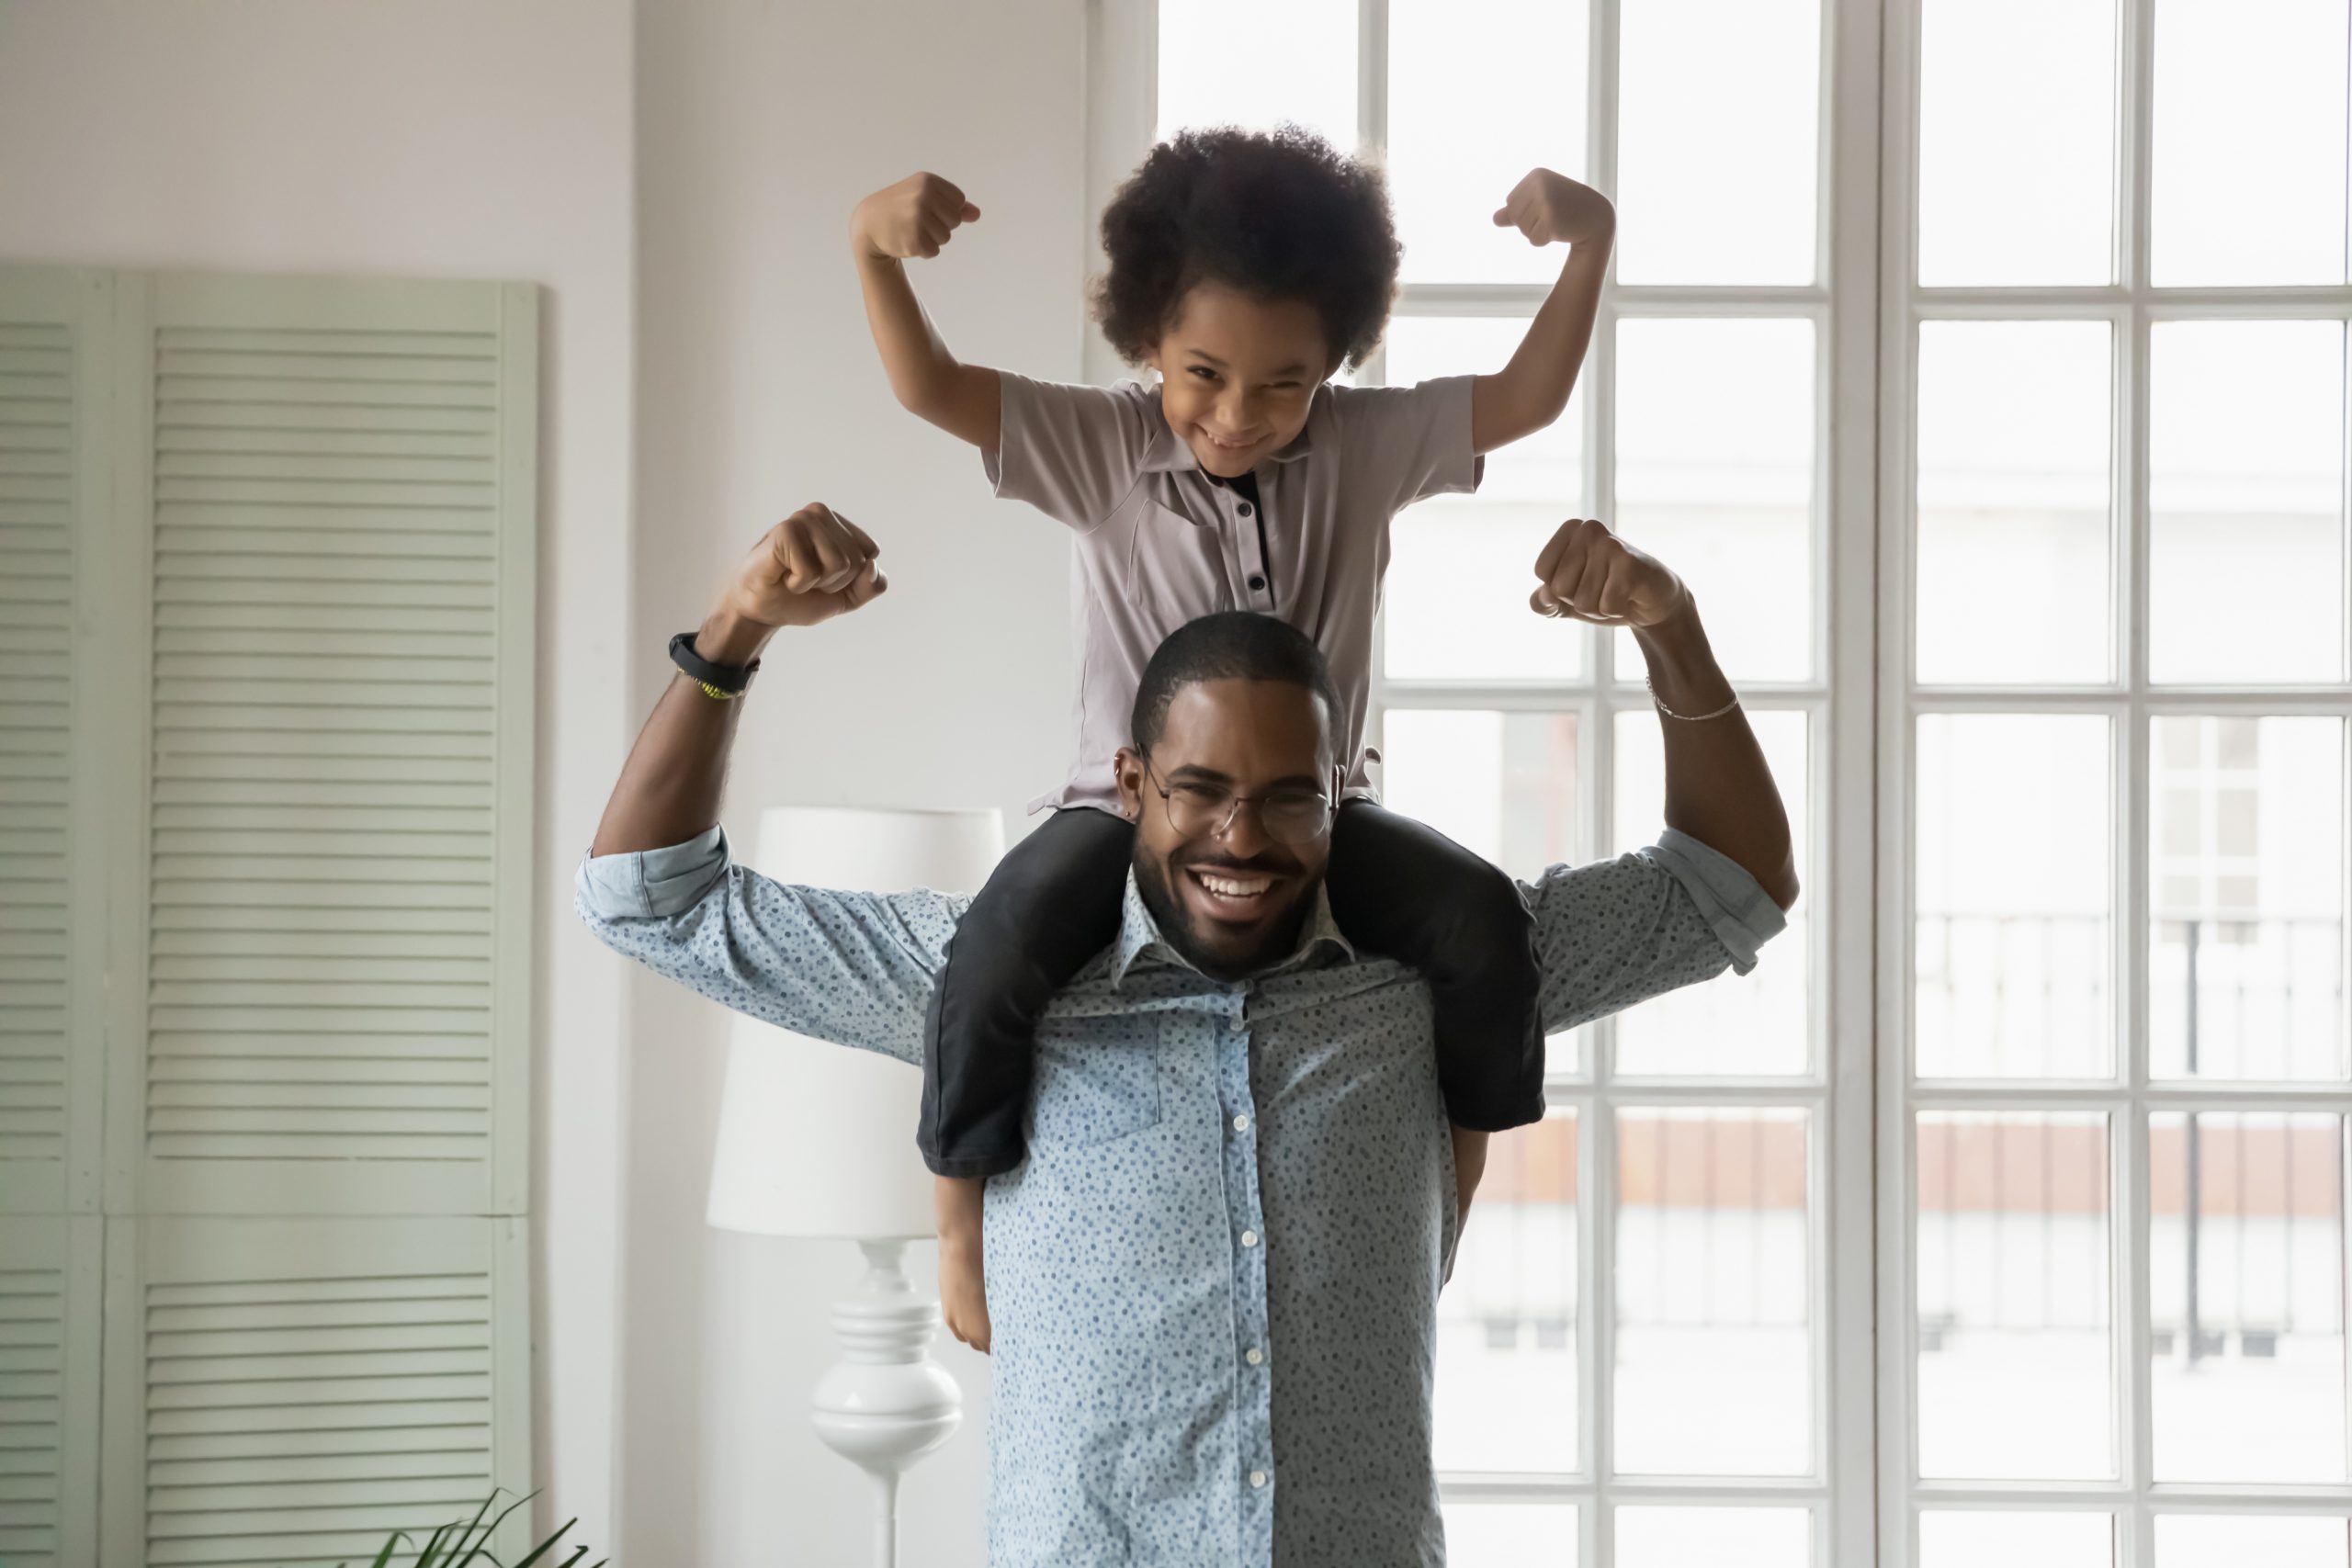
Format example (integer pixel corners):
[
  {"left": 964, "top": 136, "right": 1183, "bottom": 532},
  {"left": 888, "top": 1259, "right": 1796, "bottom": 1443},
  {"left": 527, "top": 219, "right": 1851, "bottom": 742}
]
[{"left": 706, "top": 806, "right": 1004, "bottom": 1240}]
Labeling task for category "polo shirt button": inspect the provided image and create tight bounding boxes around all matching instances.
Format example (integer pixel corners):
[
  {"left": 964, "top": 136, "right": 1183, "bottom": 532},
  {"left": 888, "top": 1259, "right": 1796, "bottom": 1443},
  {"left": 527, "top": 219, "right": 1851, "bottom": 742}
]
[
  {"left": 1248, "top": 574, "right": 1266, "bottom": 592},
  {"left": 1246, "top": 1347, "right": 1264, "bottom": 1365},
  {"left": 1250, "top": 1471, "right": 1267, "bottom": 1489},
  {"left": 1240, "top": 1229, "right": 1259, "bottom": 1248},
  {"left": 1233, "top": 1113, "right": 1250, "bottom": 1133}
]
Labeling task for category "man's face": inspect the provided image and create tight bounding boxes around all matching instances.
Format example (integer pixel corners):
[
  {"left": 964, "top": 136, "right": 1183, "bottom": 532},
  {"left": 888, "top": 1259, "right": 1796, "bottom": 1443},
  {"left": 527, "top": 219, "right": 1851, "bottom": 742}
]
[
  {"left": 1143, "top": 282, "right": 1335, "bottom": 479},
  {"left": 1114, "top": 678, "right": 1342, "bottom": 980}
]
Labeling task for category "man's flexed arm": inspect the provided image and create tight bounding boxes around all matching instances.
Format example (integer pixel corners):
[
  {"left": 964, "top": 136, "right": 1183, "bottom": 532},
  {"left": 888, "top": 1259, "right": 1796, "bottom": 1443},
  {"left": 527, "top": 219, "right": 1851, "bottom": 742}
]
[
  {"left": 1530, "top": 519, "right": 1800, "bottom": 910},
  {"left": 591, "top": 505, "right": 887, "bottom": 857},
  {"left": 851, "top": 173, "right": 1003, "bottom": 450}
]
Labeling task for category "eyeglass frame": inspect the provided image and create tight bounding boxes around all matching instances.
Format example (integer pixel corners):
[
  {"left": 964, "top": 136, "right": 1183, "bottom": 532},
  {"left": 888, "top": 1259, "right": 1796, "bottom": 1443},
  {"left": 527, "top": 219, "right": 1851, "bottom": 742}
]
[{"left": 1135, "top": 753, "right": 1338, "bottom": 846}]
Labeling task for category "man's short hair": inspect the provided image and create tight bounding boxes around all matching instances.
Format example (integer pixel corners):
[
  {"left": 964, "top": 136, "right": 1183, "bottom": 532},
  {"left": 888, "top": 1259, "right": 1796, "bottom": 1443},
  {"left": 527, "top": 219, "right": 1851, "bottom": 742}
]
[{"left": 1130, "top": 613, "right": 1343, "bottom": 760}]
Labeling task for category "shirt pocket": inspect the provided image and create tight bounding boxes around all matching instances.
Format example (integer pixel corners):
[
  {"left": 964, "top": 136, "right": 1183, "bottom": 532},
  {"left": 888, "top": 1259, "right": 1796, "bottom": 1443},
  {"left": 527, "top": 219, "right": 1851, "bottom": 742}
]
[
  {"left": 1133, "top": 502, "right": 1234, "bottom": 624},
  {"left": 1028, "top": 1039, "right": 1163, "bottom": 1147}
]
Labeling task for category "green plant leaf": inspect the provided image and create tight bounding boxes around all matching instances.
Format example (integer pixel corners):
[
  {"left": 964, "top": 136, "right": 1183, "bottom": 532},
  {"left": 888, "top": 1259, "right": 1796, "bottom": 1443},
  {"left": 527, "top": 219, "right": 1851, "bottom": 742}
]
[
  {"left": 413, "top": 1520, "right": 459, "bottom": 1568},
  {"left": 439, "top": 1493, "right": 503, "bottom": 1562},
  {"left": 506, "top": 1518, "right": 581, "bottom": 1568},
  {"left": 451, "top": 1488, "right": 537, "bottom": 1564}
]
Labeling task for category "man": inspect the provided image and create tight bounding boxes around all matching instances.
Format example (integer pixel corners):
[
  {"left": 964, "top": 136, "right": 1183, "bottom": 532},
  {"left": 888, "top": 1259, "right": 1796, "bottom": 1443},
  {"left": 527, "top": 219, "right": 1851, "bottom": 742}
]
[{"left": 578, "top": 504, "right": 1796, "bottom": 1566}]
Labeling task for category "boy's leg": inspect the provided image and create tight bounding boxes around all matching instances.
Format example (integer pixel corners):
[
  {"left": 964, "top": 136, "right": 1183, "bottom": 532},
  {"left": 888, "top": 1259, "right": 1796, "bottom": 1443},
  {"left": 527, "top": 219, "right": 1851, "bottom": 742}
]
[
  {"left": 934, "top": 1175, "right": 991, "bottom": 1353},
  {"left": 1324, "top": 801, "right": 1547, "bottom": 1132},
  {"left": 919, "top": 805, "right": 1137, "bottom": 1176}
]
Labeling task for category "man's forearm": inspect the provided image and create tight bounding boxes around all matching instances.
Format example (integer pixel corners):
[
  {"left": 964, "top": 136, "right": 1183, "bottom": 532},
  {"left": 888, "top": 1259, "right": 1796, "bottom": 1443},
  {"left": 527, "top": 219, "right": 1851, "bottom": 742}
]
[
  {"left": 589, "top": 609, "right": 776, "bottom": 858},
  {"left": 1632, "top": 602, "right": 1800, "bottom": 909}
]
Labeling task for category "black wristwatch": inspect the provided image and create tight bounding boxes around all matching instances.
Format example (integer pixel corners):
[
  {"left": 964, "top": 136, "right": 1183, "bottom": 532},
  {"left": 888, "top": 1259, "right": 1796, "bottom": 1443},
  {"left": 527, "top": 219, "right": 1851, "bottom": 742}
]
[{"left": 669, "top": 630, "right": 762, "bottom": 698}]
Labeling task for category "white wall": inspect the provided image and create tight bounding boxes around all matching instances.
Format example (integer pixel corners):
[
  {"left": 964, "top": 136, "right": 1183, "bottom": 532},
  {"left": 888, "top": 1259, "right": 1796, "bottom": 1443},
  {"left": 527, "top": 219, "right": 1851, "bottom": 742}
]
[
  {"left": 0, "top": 0, "right": 637, "bottom": 1549},
  {"left": 630, "top": 2, "right": 1086, "bottom": 1562},
  {"left": 1, "top": 1, "right": 1092, "bottom": 1557}
]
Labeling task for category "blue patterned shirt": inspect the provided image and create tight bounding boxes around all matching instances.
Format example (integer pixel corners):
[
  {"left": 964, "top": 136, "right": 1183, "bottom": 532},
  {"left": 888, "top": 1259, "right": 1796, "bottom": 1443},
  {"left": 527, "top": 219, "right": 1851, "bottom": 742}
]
[{"left": 577, "top": 826, "right": 1783, "bottom": 1567}]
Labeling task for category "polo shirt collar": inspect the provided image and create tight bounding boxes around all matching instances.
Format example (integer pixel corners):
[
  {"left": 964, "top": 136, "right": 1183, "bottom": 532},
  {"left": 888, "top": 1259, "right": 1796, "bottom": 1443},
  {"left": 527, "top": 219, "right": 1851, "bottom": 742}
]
[{"left": 1138, "top": 380, "right": 1327, "bottom": 474}]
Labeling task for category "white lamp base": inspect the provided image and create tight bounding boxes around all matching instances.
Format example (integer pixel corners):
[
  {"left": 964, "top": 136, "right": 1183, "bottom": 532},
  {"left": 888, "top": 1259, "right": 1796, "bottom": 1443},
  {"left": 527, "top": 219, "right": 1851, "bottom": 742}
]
[{"left": 810, "top": 1238, "right": 965, "bottom": 1568}]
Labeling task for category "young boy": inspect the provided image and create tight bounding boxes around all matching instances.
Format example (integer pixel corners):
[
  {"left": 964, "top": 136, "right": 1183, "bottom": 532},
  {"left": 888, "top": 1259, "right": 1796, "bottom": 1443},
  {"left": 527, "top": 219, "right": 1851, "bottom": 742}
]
[{"left": 851, "top": 127, "right": 1614, "bottom": 1352}]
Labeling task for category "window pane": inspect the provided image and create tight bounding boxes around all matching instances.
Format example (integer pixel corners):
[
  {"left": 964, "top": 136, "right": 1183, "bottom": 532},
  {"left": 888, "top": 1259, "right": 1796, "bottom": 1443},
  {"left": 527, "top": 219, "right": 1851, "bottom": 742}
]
[
  {"left": 1385, "top": 317, "right": 1584, "bottom": 681},
  {"left": 1917, "top": 1113, "right": 2114, "bottom": 1480},
  {"left": 1391, "top": 0, "right": 1588, "bottom": 285},
  {"left": 1916, "top": 321, "right": 2112, "bottom": 685},
  {"left": 1381, "top": 710, "right": 1579, "bottom": 880},
  {"left": 1613, "top": 707, "right": 1809, "bottom": 1076},
  {"left": 2158, "top": 1515, "right": 2350, "bottom": 1568},
  {"left": 1613, "top": 319, "right": 1815, "bottom": 682},
  {"left": 1436, "top": 1111, "right": 1579, "bottom": 1474},
  {"left": 1615, "top": 1109, "right": 1812, "bottom": 1475},
  {"left": 1915, "top": 715, "right": 2114, "bottom": 1078},
  {"left": 1917, "top": 0, "right": 2116, "bottom": 285},
  {"left": 2152, "top": 1113, "right": 2347, "bottom": 1483},
  {"left": 1157, "top": 0, "right": 1357, "bottom": 148},
  {"left": 1617, "top": 1506, "right": 1810, "bottom": 1566},
  {"left": 1920, "top": 1511, "right": 2115, "bottom": 1568},
  {"left": 1381, "top": 707, "right": 1581, "bottom": 1074},
  {"left": 1443, "top": 1501, "right": 1578, "bottom": 1565},
  {"left": 1616, "top": 0, "right": 1820, "bottom": 284},
  {"left": 2149, "top": 321, "right": 2347, "bottom": 684},
  {"left": 2153, "top": 0, "right": 2351, "bottom": 286},
  {"left": 2149, "top": 717, "right": 2348, "bottom": 1081}
]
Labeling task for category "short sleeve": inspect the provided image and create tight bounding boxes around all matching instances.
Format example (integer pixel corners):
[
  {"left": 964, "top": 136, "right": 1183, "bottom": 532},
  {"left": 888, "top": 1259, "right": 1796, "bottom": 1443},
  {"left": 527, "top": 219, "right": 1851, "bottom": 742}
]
[
  {"left": 985, "top": 370, "right": 1162, "bottom": 532},
  {"left": 1329, "top": 374, "right": 1485, "bottom": 510}
]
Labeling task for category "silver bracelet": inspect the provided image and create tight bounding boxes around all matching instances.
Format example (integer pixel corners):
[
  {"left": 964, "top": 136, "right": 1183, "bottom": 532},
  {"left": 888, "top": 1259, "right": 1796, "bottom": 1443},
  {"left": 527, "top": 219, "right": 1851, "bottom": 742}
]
[{"left": 1647, "top": 676, "right": 1741, "bottom": 723}]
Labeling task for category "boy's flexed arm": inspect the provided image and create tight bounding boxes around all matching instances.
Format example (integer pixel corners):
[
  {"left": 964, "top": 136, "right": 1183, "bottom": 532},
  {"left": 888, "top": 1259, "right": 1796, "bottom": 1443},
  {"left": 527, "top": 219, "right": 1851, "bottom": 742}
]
[
  {"left": 851, "top": 172, "right": 1003, "bottom": 449},
  {"left": 1471, "top": 169, "right": 1616, "bottom": 456}
]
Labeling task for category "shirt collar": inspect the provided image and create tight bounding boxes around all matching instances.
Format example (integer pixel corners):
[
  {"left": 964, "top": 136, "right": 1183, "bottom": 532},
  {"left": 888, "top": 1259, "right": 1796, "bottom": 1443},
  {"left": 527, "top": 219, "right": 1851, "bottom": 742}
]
[
  {"left": 1138, "top": 381, "right": 1325, "bottom": 474},
  {"left": 1108, "top": 868, "right": 1357, "bottom": 988}
]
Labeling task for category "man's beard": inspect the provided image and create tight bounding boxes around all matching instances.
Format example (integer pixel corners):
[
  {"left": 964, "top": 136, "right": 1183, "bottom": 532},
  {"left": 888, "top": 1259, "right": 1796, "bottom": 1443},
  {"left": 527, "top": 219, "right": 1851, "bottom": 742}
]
[{"left": 1131, "top": 841, "right": 1321, "bottom": 981}]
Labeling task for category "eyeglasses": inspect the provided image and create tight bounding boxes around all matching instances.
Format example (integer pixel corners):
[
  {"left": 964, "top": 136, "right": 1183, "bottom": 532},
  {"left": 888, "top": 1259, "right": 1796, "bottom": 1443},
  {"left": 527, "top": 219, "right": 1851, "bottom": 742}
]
[{"left": 1140, "top": 758, "right": 1335, "bottom": 846}]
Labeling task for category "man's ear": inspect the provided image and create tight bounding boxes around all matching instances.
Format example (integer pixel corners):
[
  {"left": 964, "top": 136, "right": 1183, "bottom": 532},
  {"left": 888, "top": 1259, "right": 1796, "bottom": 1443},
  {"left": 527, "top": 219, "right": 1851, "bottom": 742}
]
[{"left": 1113, "top": 747, "right": 1148, "bottom": 822}]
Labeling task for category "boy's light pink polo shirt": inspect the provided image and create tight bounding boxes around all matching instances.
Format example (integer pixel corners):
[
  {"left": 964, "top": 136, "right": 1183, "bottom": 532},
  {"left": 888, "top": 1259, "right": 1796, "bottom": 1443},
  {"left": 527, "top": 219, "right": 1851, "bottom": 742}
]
[{"left": 986, "top": 368, "right": 1483, "bottom": 815}]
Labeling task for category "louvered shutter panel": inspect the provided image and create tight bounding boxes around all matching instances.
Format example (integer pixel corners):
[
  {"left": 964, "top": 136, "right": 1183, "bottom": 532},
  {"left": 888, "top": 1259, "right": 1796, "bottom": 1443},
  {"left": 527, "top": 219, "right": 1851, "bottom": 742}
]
[
  {"left": 86, "top": 273, "right": 537, "bottom": 1567},
  {"left": 103, "top": 1217, "right": 529, "bottom": 1568},
  {"left": 0, "top": 268, "right": 107, "bottom": 1218},
  {"left": 115, "top": 273, "right": 536, "bottom": 1219},
  {"left": 0, "top": 1218, "right": 101, "bottom": 1568},
  {"left": 1, "top": 269, "right": 109, "bottom": 1568}
]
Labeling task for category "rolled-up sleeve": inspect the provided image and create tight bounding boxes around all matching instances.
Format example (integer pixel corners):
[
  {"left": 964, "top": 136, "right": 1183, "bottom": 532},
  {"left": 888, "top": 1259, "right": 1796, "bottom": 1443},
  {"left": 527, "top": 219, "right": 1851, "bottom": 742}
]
[
  {"left": 576, "top": 827, "right": 968, "bottom": 1066},
  {"left": 1523, "top": 828, "right": 1789, "bottom": 1035}
]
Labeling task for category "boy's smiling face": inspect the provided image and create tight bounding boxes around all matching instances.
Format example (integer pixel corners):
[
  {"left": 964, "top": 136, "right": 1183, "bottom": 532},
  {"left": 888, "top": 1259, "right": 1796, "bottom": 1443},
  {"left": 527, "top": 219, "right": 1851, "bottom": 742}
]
[{"left": 1144, "top": 282, "right": 1337, "bottom": 479}]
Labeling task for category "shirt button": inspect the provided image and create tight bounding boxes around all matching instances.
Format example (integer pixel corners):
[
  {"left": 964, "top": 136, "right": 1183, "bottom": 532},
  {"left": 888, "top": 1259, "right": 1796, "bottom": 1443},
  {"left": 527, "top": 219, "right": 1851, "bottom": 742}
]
[
  {"left": 1240, "top": 1229, "right": 1259, "bottom": 1248},
  {"left": 1247, "top": 574, "right": 1266, "bottom": 592},
  {"left": 1250, "top": 1470, "right": 1267, "bottom": 1489},
  {"left": 1237, "top": 502, "right": 1253, "bottom": 516},
  {"left": 1246, "top": 1347, "right": 1264, "bottom": 1365},
  {"left": 1232, "top": 1113, "right": 1250, "bottom": 1133}
]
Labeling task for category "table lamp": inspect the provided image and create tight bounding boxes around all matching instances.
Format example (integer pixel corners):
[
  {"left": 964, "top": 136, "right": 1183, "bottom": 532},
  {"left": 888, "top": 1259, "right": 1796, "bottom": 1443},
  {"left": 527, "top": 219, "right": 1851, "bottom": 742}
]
[{"left": 706, "top": 805, "right": 1005, "bottom": 1568}]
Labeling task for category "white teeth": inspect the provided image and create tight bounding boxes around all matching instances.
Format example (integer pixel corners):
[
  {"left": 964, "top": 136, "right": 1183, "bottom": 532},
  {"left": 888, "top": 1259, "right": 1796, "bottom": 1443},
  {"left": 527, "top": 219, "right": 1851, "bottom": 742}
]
[{"left": 1197, "top": 871, "right": 1272, "bottom": 898}]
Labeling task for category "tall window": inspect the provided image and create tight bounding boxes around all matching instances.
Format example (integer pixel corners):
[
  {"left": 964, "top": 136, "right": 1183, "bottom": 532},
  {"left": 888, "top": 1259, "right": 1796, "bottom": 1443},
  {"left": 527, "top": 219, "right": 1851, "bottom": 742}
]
[
  {"left": 1890, "top": 1, "right": 2352, "bottom": 1565},
  {"left": 1121, "top": 0, "right": 2349, "bottom": 1561}
]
